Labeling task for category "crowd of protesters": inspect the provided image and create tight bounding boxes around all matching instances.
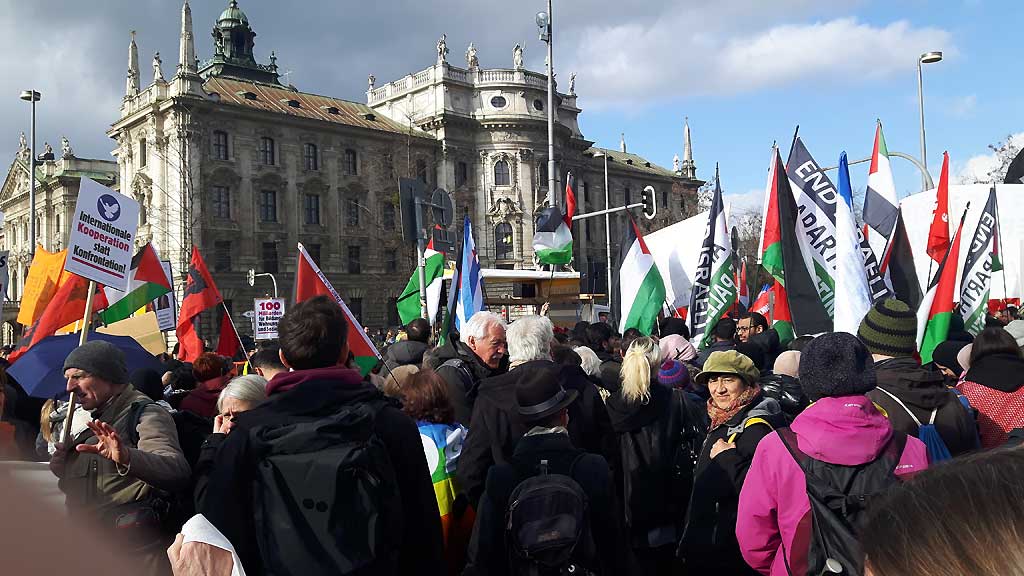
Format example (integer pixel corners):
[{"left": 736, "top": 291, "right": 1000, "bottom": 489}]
[{"left": 3, "top": 297, "right": 1024, "bottom": 576}]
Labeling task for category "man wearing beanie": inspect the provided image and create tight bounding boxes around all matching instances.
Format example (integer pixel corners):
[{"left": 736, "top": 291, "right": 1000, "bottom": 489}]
[
  {"left": 49, "top": 340, "right": 190, "bottom": 574},
  {"left": 736, "top": 332, "right": 929, "bottom": 576},
  {"left": 858, "top": 299, "right": 979, "bottom": 457}
]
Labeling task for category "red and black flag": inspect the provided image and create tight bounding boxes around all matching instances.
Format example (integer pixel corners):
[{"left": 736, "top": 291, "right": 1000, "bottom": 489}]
[{"left": 176, "top": 246, "right": 223, "bottom": 362}]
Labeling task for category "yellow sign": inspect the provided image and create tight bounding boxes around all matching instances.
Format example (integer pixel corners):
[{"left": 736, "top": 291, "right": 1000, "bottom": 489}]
[{"left": 17, "top": 246, "right": 67, "bottom": 326}]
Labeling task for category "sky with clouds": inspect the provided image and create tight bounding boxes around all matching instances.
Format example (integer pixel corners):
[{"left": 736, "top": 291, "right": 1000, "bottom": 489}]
[{"left": 0, "top": 0, "right": 1020, "bottom": 215}]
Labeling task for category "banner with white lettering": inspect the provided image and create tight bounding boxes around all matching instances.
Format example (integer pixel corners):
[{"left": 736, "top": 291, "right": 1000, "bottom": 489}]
[
  {"left": 64, "top": 178, "right": 139, "bottom": 290},
  {"left": 786, "top": 137, "right": 838, "bottom": 317},
  {"left": 254, "top": 298, "right": 286, "bottom": 340},
  {"left": 154, "top": 260, "right": 177, "bottom": 332},
  {"left": 959, "top": 186, "right": 999, "bottom": 335}
]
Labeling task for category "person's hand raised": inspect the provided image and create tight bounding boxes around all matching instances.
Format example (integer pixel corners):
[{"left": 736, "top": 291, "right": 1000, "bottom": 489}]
[
  {"left": 213, "top": 414, "right": 235, "bottom": 436},
  {"left": 76, "top": 420, "right": 129, "bottom": 467}
]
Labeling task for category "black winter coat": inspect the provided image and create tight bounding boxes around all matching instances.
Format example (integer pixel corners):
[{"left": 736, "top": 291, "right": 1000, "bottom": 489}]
[
  {"left": 197, "top": 369, "right": 445, "bottom": 576},
  {"left": 867, "top": 357, "right": 979, "bottom": 456},
  {"left": 382, "top": 339, "right": 429, "bottom": 367},
  {"left": 456, "top": 360, "right": 610, "bottom": 508},
  {"left": 679, "top": 394, "right": 785, "bottom": 575},
  {"left": 432, "top": 340, "right": 506, "bottom": 425},
  {"left": 463, "top": 431, "right": 627, "bottom": 576},
  {"left": 606, "top": 383, "right": 708, "bottom": 550}
]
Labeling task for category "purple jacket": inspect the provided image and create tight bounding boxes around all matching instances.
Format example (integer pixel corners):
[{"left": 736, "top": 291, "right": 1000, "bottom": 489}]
[{"left": 736, "top": 395, "right": 929, "bottom": 576}]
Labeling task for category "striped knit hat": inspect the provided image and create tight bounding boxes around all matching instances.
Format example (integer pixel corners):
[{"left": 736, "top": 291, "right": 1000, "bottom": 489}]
[{"left": 857, "top": 298, "right": 917, "bottom": 357}]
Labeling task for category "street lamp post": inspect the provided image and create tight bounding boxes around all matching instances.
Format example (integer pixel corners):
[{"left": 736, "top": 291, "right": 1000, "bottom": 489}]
[
  {"left": 537, "top": 1, "right": 555, "bottom": 208},
  {"left": 917, "top": 51, "right": 942, "bottom": 191},
  {"left": 20, "top": 90, "right": 41, "bottom": 258},
  {"left": 593, "top": 151, "right": 612, "bottom": 310}
]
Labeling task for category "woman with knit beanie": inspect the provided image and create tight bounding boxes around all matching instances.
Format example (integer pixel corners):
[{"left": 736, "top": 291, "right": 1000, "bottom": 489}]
[
  {"left": 736, "top": 332, "right": 929, "bottom": 576},
  {"left": 606, "top": 337, "right": 706, "bottom": 575},
  {"left": 678, "top": 350, "right": 785, "bottom": 575}
]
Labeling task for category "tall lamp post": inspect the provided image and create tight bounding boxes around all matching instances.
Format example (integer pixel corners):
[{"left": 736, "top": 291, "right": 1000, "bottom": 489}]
[
  {"left": 20, "top": 90, "right": 41, "bottom": 258},
  {"left": 916, "top": 51, "right": 942, "bottom": 191},
  {"left": 592, "top": 151, "right": 612, "bottom": 310},
  {"left": 536, "top": 1, "right": 555, "bottom": 207}
]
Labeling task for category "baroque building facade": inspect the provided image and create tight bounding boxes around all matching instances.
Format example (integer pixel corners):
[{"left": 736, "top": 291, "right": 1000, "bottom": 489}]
[{"left": 4, "top": 0, "right": 701, "bottom": 339}]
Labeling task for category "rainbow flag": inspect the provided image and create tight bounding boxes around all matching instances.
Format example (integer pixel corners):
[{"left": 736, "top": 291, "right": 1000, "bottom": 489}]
[{"left": 418, "top": 421, "right": 466, "bottom": 540}]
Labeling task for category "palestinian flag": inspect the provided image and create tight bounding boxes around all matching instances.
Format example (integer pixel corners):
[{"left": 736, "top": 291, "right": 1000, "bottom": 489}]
[
  {"left": 295, "top": 243, "right": 380, "bottom": 375},
  {"left": 99, "top": 243, "right": 172, "bottom": 325},
  {"left": 959, "top": 185, "right": 999, "bottom": 335},
  {"left": 926, "top": 151, "right": 951, "bottom": 264},
  {"left": 737, "top": 260, "right": 749, "bottom": 308},
  {"left": 760, "top": 147, "right": 830, "bottom": 341},
  {"left": 176, "top": 246, "right": 223, "bottom": 362},
  {"left": 918, "top": 207, "right": 968, "bottom": 364},
  {"left": 864, "top": 121, "right": 900, "bottom": 239},
  {"left": 619, "top": 215, "right": 666, "bottom": 336},
  {"left": 687, "top": 165, "right": 734, "bottom": 346},
  {"left": 396, "top": 238, "right": 444, "bottom": 326},
  {"left": 880, "top": 209, "right": 923, "bottom": 311},
  {"left": 533, "top": 172, "right": 577, "bottom": 265}
]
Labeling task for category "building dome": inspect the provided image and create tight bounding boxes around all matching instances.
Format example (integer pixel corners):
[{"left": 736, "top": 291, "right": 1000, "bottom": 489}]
[{"left": 217, "top": 1, "right": 248, "bottom": 28}]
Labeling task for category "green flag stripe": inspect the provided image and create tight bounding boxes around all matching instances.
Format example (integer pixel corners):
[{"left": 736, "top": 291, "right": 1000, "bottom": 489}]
[
  {"left": 99, "top": 282, "right": 171, "bottom": 325},
  {"left": 920, "top": 311, "right": 953, "bottom": 364},
  {"left": 536, "top": 239, "right": 573, "bottom": 265},
  {"left": 622, "top": 266, "right": 666, "bottom": 336},
  {"left": 396, "top": 254, "right": 444, "bottom": 325},
  {"left": 699, "top": 261, "right": 737, "bottom": 347},
  {"left": 762, "top": 241, "right": 784, "bottom": 283}
]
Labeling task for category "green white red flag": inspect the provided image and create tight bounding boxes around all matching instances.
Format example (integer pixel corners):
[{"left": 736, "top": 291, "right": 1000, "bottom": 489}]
[
  {"left": 618, "top": 215, "right": 666, "bottom": 336},
  {"left": 918, "top": 206, "right": 969, "bottom": 364}
]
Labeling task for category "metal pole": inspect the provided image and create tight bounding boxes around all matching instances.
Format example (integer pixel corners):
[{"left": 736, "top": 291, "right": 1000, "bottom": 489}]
[
  {"left": 61, "top": 280, "right": 96, "bottom": 447},
  {"left": 545, "top": 0, "right": 556, "bottom": 208},
  {"left": 415, "top": 197, "right": 429, "bottom": 319},
  {"left": 603, "top": 154, "right": 612, "bottom": 311},
  {"left": 917, "top": 58, "right": 928, "bottom": 192},
  {"left": 29, "top": 98, "right": 36, "bottom": 258}
]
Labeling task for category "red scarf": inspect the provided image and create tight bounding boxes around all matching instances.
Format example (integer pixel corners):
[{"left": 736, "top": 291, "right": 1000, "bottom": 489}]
[{"left": 707, "top": 384, "right": 761, "bottom": 430}]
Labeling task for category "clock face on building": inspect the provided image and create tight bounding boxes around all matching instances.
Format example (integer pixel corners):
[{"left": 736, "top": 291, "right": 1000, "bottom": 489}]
[{"left": 490, "top": 95, "right": 507, "bottom": 109}]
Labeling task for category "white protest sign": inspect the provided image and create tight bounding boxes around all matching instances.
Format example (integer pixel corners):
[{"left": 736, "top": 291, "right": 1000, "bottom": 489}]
[
  {"left": 0, "top": 250, "right": 8, "bottom": 305},
  {"left": 65, "top": 178, "right": 139, "bottom": 290},
  {"left": 154, "top": 260, "right": 177, "bottom": 331},
  {"left": 254, "top": 298, "right": 285, "bottom": 340}
]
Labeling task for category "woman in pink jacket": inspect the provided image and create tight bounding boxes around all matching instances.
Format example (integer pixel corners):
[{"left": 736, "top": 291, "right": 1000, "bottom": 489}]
[{"left": 736, "top": 333, "right": 929, "bottom": 576}]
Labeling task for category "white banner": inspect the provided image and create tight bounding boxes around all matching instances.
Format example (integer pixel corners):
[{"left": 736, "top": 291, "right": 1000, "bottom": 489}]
[
  {"left": 154, "top": 260, "right": 177, "bottom": 332},
  {"left": 64, "top": 178, "right": 139, "bottom": 290},
  {"left": 254, "top": 298, "right": 285, "bottom": 340}
]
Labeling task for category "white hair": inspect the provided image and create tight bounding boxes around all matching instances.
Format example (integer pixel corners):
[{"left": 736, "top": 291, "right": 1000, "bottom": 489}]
[
  {"left": 460, "top": 311, "right": 507, "bottom": 344},
  {"left": 574, "top": 346, "right": 602, "bottom": 377},
  {"left": 506, "top": 315, "right": 553, "bottom": 363},
  {"left": 216, "top": 374, "right": 268, "bottom": 413}
]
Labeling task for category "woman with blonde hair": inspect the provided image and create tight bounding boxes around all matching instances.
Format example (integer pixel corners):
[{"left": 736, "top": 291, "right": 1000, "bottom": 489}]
[{"left": 606, "top": 336, "right": 706, "bottom": 575}]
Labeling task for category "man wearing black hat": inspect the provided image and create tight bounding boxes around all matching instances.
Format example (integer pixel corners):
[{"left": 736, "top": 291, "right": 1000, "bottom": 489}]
[
  {"left": 464, "top": 364, "right": 624, "bottom": 576},
  {"left": 858, "top": 299, "right": 978, "bottom": 457}
]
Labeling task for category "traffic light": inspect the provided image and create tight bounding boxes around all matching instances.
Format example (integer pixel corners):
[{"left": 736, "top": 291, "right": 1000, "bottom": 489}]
[{"left": 641, "top": 185, "right": 657, "bottom": 220}]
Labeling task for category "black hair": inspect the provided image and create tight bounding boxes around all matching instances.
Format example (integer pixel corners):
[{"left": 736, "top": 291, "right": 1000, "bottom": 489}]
[
  {"left": 741, "top": 312, "right": 768, "bottom": 330},
  {"left": 713, "top": 318, "right": 737, "bottom": 341},
  {"left": 788, "top": 335, "right": 815, "bottom": 352},
  {"left": 659, "top": 317, "right": 691, "bottom": 340},
  {"left": 970, "top": 327, "right": 1021, "bottom": 365},
  {"left": 277, "top": 295, "right": 349, "bottom": 370},
  {"left": 249, "top": 344, "right": 286, "bottom": 370},
  {"left": 585, "top": 322, "right": 613, "bottom": 351},
  {"left": 405, "top": 318, "right": 431, "bottom": 343}
]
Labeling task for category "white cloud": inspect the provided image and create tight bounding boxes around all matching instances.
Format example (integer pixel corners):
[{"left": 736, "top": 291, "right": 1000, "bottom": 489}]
[
  {"left": 563, "top": 11, "right": 954, "bottom": 109},
  {"left": 955, "top": 132, "right": 1024, "bottom": 184},
  {"left": 725, "top": 188, "right": 765, "bottom": 216},
  {"left": 945, "top": 94, "right": 977, "bottom": 117}
]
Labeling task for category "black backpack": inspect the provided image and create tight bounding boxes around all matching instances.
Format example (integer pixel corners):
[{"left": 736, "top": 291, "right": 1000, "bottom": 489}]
[
  {"left": 777, "top": 427, "right": 907, "bottom": 576},
  {"left": 248, "top": 397, "right": 403, "bottom": 576},
  {"left": 505, "top": 455, "right": 596, "bottom": 576}
]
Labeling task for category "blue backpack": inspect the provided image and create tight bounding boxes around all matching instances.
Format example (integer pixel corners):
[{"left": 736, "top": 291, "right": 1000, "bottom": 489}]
[{"left": 876, "top": 387, "right": 952, "bottom": 462}]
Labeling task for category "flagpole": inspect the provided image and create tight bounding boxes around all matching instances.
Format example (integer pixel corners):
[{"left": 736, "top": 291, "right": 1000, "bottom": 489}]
[
  {"left": 61, "top": 279, "right": 96, "bottom": 447},
  {"left": 221, "top": 301, "right": 250, "bottom": 363}
]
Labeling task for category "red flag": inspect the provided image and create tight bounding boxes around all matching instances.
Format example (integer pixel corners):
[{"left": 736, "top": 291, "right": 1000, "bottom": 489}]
[
  {"left": 215, "top": 308, "right": 240, "bottom": 358},
  {"left": 738, "top": 260, "right": 749, "bottom": 307},
  {"left": 176, "top": 246, "right": 223, "bottom": 362},
  {"left": 926, "top": 151, "right": 951, "bottom": 263},
  {"left": 294, "top": 243, "right": 380, "bottom": 375},
  {"left": 750, "top": 285, "right": 771, "bottom": 316},
  {"left": 9, "top": 275, "right": 109, "bottom": 363},
  {"left": 563, "top": 173, "right": 577, "bottom": 227}
]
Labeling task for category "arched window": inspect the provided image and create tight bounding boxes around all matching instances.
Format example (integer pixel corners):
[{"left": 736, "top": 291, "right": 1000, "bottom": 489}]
[
  {"left": 303, "top": 143, "right": 318, "bottom": 171},
  {"left": 495, "top": 222, "right": 513, "bottom": 260},
  {"left": 259, "top": 137, "right": 275, "bottom": 165},
  {"left": 494, "top": 159, "right": 510, "bottom": 186}
]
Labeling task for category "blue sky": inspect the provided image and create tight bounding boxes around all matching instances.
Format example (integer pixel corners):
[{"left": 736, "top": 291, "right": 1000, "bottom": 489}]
[{"left": 0, "top": 0, "right": 1019, "bottom": 214}]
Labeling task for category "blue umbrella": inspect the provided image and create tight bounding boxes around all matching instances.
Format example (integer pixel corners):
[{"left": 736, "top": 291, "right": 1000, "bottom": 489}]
[{"left": 8, "top": 332, "right": 164, "bottom": 399}]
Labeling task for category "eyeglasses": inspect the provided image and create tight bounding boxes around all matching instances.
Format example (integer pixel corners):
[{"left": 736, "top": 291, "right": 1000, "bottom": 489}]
[{"left": 736, "top": 326, "right": 750, "bottom": 333}]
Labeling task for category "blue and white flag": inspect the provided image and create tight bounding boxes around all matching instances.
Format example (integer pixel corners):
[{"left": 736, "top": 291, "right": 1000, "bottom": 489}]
[
  {"left": 835, "top": 152, "right": 872, "bottom": 334},
  {"left": 455, "top": 216, "right": 484, "bottom": 330}
]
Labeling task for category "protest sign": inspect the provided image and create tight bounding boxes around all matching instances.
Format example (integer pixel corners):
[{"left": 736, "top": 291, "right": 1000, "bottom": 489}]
[
  {"left": 254, "top": 298, "right": 285, "bottom": 340},
  {"left": 64, "top": 178, "right": 139, "bottom": 291}
]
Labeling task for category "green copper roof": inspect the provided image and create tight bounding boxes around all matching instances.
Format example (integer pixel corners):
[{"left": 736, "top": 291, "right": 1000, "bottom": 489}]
[{"left": 218, "top": 1, "right": 248, "bottom": 27}]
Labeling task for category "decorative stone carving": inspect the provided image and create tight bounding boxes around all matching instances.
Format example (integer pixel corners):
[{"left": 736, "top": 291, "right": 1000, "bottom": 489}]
[
  {"left": 61, "top": 136, "right": 74, "bottom": 159},
  {"left": 568, "top": 72, "right": 576, "bottom": 95},
  {"left": 466, "top": 43, "right": 478, "bottom": 69},
  {"left": 487, "top": 196, "right": 523, "bottom": 222},
  {"left": 368, "top": 74, "right": 375, "bottom": 90},
  {"left": 513, "top": 43, "right": 524, "bottom": 69},
  {"left": 17, "top": 133, "right": 28, "bottom": 160},
  {"left": 153, "top": 52, "right": 164, "bottom": 83},
  {"left": 436, "top": 34, "right": 448, "bottom": 64}
]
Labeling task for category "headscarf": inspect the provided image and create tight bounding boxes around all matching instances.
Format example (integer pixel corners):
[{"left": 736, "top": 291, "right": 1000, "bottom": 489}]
[
  {"left": 707, "top": 383, "right": 761, "bottom": 430},
  {"left": 660, "top": 334, "right": 697, "bottom": 363}
]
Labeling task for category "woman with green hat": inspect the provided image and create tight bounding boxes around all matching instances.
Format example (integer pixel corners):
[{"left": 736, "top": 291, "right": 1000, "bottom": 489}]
[{"left": 678, "top": 350, "right": 785, "bottom": 575}]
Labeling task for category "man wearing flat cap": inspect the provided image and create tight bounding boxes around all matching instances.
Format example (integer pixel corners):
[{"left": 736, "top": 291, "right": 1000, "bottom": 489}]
[
  {"left": 49, "top": 340, "right": 190, "bottom": 574},
  {"left": 464, "top": 364, "right": 625, "bottom": 575}
]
